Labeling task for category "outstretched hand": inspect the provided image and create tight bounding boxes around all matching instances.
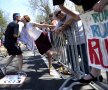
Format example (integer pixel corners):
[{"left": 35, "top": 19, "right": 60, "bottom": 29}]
[{"left": 93, "top": 0, "right": 108, "bottom": 12}]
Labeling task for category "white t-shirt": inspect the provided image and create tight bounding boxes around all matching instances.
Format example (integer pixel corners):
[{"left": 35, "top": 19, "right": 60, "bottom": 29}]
[
  {"left": 25, "top": 23, "right": 43, "bottom": 40},
  {"left": 19, "top": 23, "right": 43, "bottom": 51}
]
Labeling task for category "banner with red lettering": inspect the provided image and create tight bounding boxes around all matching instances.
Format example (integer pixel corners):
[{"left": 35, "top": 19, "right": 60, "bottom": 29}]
[{"left": 80, "top": 6, "right": 108, "bottom": 71}]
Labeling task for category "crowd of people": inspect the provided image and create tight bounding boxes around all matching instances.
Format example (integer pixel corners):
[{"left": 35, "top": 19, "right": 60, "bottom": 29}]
[
  {"left": 0, "top": 0, "right": 108, "bottom": 85},
  {"left": 53, "top": 0, "right": 108, "bottom": 83}
]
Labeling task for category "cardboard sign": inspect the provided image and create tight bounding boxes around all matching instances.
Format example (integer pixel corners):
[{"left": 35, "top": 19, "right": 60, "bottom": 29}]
[
  {"left": 80, "top": 6, "right": 108, "bottom": 71},
  {"left": 0, "top": 75, "right": 26, "bottom": 84}
]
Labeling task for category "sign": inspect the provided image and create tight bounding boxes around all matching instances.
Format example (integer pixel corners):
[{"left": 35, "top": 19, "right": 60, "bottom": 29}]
[
  {"left": 0, "top": 75, "right": 26, "bottom": 84},
  {"left": 80, "top": 6, "right": 108, "bottom": 71}
]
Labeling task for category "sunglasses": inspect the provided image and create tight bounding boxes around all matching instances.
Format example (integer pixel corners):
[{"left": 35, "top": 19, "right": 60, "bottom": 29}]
[{"left": 56, "top": 11, "right": 61, "bottom": 17}]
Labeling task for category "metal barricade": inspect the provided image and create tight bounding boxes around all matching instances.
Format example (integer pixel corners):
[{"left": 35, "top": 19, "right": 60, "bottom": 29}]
[{"left": 51, "top": 20, "right": 108, "bottom": 89}]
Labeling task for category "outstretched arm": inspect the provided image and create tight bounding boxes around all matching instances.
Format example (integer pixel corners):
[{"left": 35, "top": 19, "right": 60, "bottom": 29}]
[
  {"left": 33, "top": 23, "right": 55, "bottom": 29},
  {"left": 59, "top": 4, "right": 80, "bottom": 21}
]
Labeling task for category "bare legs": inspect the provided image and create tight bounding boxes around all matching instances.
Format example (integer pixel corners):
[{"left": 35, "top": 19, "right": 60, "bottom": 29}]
[
  {"left": 4, "top": 54, "right": 23, "bottom": 73},
  {"left": 17, "top": 54, "right": 23, "bottom": 71},
  {"left": 5, "top": 55, "right": 16, "bottom": 67},
  {"left": 46, "top": 50, "right": 53, "bottom": 70}
]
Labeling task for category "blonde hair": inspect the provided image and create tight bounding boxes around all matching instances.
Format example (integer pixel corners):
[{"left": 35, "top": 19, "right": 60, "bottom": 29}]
[{"left": 23, "top": 15, "right": 31, "bottom": 22}]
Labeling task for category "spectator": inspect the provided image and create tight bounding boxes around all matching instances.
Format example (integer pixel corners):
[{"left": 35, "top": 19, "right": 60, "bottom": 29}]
[
  {"left": 53, "top": 9, "right": 89, "bottom": 74},
  {"left": 48, "top": 14, "right": 58, "bottom": 47},
  {"left": 52, "top": 0, "right": 106, "bottom": 83}
]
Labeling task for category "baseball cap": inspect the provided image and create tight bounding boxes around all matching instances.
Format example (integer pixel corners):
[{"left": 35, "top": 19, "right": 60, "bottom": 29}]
[{"left": 13, "top": 13, "right": 20, "bottom": 20}]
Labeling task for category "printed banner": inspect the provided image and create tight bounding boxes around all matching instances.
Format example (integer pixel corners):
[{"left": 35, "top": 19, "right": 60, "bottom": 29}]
[
  {"left": 0, "top": 75, "right": 26, "bottom": 84},
  {"left": 80, "top": 6, "right": 108, "bottom": 71}
]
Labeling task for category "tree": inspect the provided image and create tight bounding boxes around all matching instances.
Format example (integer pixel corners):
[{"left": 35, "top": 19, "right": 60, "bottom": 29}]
[
  {"left": 0, "top": 10, "right": 8, "bottom": 39},
  {"left": 0, "top": 10, "right": 7, "bottom": 30},
  {"left": 28, "top": 0, "right": 52, "bottom": 23}
]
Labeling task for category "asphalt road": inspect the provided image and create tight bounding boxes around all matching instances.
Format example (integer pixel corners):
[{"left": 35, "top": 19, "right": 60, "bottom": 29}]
[{"left": 0, "top": 50, "right": 64, "bottom": 90}]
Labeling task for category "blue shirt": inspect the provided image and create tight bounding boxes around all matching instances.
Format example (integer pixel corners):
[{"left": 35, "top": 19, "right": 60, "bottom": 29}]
[{"left": 4, "top": 21, "right": 19, "bottom": 45}]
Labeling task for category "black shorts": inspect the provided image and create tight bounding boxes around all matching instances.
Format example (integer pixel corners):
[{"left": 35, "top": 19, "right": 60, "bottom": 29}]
[{"left": 4, "top": 44, "right": 22, "bottom": 55}]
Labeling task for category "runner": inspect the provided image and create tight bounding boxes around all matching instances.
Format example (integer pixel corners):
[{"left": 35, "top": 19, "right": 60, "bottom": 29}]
[
  {"left": 1, "top": 13, "right": 26, "bottom": 78},
  {"left": 19, "top": 15, "right": 55, "bottom": 75}
]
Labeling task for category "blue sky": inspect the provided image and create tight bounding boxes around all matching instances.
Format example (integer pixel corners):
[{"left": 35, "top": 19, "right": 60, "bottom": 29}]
[{"left": 0, "top": 0, "right": 34, "bottom": 21}]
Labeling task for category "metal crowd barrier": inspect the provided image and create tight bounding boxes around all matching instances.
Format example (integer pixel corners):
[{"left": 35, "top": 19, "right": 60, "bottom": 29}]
[{"left": 50, "top": 20, "right": 108, "bottom": 89}]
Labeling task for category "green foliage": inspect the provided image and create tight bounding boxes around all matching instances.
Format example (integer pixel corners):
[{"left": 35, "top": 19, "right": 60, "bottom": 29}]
[
  {"left": 0, "top": 9, "right": 8, "bottom": 39},
  {"left": 28, "top": 0, "right": 52, "bottom": 23},
  {"left": 35, "top": 15, "right": 46, "bottom": 23},
  {"left": 0, "top": 10, "right": 7, "bottom": 29}
]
